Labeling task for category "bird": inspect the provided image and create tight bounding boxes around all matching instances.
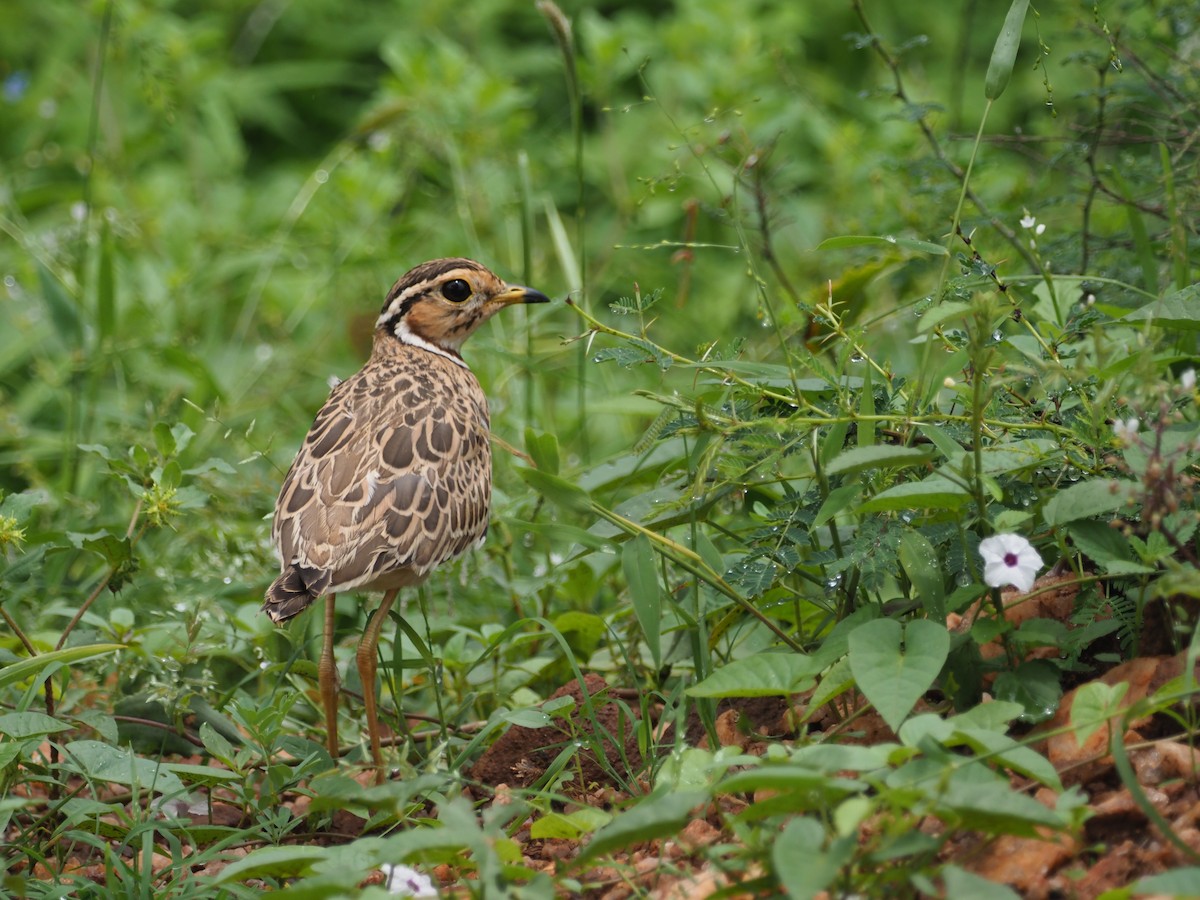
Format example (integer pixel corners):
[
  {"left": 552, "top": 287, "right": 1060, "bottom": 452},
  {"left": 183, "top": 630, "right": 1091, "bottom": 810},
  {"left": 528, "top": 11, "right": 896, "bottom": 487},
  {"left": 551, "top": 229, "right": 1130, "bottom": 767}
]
[{"left": 263, "top": 257, "right": 550, "bottom": 780}]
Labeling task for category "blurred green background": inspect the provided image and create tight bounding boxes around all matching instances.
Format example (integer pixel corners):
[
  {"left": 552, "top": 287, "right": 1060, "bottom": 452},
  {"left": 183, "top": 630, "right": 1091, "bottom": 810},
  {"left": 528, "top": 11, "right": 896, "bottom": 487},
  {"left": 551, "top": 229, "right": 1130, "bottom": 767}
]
[{"left": 1, "top": 0, "right": 1194, "bottom": 718}]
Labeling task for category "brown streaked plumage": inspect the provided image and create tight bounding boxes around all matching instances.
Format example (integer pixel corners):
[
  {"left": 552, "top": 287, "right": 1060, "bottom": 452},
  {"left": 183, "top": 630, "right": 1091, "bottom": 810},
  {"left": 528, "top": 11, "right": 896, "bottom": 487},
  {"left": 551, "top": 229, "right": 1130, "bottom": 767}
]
[{"left": 264, "top": 257, "right": 549, "bottom": 779}]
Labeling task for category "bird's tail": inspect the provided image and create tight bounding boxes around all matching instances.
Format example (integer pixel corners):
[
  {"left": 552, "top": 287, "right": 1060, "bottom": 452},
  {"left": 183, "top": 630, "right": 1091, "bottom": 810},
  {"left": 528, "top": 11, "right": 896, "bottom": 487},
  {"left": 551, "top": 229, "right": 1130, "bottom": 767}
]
[{"left": 263, "top": 564, "right": 331, "bottom": 624}]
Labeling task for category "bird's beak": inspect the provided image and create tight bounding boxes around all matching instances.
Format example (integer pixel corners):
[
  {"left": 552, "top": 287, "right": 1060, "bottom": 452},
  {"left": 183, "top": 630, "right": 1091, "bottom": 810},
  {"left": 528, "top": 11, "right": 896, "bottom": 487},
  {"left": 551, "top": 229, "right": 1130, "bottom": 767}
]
[{"left": 491, "top": 284, "right": 552, "bottom": 307}]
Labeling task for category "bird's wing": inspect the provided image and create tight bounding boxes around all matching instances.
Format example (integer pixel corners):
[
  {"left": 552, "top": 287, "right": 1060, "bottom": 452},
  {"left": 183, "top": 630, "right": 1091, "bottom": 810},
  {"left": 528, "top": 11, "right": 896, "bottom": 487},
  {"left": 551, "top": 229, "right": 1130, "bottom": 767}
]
[{"left": 272, "top": 359, "right": 492, "bottom": 593}]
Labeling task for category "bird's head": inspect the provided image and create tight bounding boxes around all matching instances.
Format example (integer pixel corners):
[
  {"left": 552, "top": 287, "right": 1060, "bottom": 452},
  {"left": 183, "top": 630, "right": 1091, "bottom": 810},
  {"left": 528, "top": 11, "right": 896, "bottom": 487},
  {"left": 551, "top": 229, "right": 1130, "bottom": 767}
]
[{"left": 375, "top": 258, "right": 550, "bottom": 359}]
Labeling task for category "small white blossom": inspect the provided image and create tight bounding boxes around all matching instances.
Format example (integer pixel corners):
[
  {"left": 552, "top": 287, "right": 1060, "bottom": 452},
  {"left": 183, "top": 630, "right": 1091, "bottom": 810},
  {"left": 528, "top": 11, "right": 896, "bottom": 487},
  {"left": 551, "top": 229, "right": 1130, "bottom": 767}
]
[
  {"left": 1035, "top": 222, "right": 1046, "bottom": 236},
  {"left": 381, "top": 863, "right": 438, "bottom": 898},
  {"left": 979, "top": 534, "right": 1044, "bottom": 593},
  {"left": 1181, "top": 369, "right": 1195, "bottom": 391},
  {"left": 943, "top": 376, "right": 956, "bottom": 388},
  {"left": 1084, "top": 293, "right": 1096, "bottom": 307},
  {"left": 1113, "top": 417, "right": 1139, "bottom": 443},
  {"left": 1020, "top": 213, "right": 1037, "bottom": 229}
]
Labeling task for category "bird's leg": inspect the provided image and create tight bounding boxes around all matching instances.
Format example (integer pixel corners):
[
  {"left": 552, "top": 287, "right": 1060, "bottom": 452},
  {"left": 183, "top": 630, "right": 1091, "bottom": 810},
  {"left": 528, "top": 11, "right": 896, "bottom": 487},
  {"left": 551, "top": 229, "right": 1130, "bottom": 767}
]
[
  {"left": 357, "top": 588, "right": 399, "bottom": 783},
  {"left": 319, "top": 592, "right": 339, "bottom": 759}
]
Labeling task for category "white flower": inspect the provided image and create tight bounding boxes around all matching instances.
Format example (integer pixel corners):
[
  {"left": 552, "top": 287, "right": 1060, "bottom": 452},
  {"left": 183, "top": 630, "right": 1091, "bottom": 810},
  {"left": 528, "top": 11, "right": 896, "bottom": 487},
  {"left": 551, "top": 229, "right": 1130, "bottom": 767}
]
[
  {"left": 979, "top": 534, "right": 1044, "bottom": 593},
  {"left": 1020, "top": 214, "right": 1037, "bottom": 229},
  {"left": 1113, "top": 417, "right": 1139, "bottom": 443},
  {"left": 1035, "top": 222, "right": 1046, "bottom": 236},
  {"left": 381, "top": 864, "right": 438, "bottom": 898},
  {"left": 943, "top": 376, "right": 956, "bottom": 388},
  {"left": 1181, "top": 369, "right": 1196, "bottom": 391}
]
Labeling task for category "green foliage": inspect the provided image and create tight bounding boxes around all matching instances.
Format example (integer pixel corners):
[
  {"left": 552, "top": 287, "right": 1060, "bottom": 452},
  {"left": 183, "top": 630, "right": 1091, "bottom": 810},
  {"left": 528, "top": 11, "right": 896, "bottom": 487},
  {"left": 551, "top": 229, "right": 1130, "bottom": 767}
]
[{"left": 2, "top": 0, "right": 1200, "bottom": 895}]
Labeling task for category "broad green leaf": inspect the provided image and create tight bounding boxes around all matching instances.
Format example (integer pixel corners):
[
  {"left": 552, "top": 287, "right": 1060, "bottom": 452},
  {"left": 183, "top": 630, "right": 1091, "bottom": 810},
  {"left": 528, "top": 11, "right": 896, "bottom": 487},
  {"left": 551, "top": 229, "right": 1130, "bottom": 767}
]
[
  {"left": 1042, "top": 479, "right": 1132, "bottom": 525},
  {"left": 213, "top": 845, "right": 334, "bottom": 883},
  {"left": 0, "top": 712, "right": 72, "bottom": 739},
  {"left": 517, "top": 467, "right": 593, "bottom": 513},
  {"left": 939, "top": 773, "right": 1063, "bottom": 834},
  {"left": 530, "top": 807, "right": 611, "bottom": 840},
  {"left": 1067, "top": 521, "right": 1134, "bottom": 568},
  {"left": 772, "top": 817, "right": 854, "bottom": 899},
  {"left": 64, "top": 740, "right": 186, "bottom": 796},
  {"left": 819, "top": 419, "right": 851, "bottom": 467},
  {"left": 856, "top": 476, "right": 970, "bottom": 514},
  {"left": 916, "top": 424, "right": 966, "bottom": 462},
  {"left": 978, "top": 440, "right": 1055, "bottom": 475},
  {"left": 623, "top": 535, "right": 662, "bottom": 669},
  {"left": 0, "top": 644, "right": 124, "bottom": 690},
  {"left": 953, "top": 727, "right": 1062, "bottom": 790},
  {"left": 576, "top": 790, "right": 707, "bottom": 866},
  {"left": 688, "top": 653, "right": 819, "bottom": 698},
  {"left": 524, "top": 428, "right": 561, "bottom": 475},
  {"left": 825, "top": 445, "right": 932, "bottom": 477},
  {"left": 992, "top": 660, "right": 1062, "bottom": 724},
  {"left": 718, "top": 767, "right": 865, "bottom": 799},
  {"left": 942, "top": 865, "right": 1022, "bottom": 900},
  {"left": 812, "top": 484, "right": 862, "bottom": 528},
  {"left": 1133, "top": 867, "right": 1200, "bottom": 897},
  {"left": 898, "top": 529, "right": 945, "bottom": 620},
  {"left": 1123, "top": 283, "right": 1200, "bottom": 330},
  {"left": 848, "top": 619, "right": 950, "bottom": 732},
  {"left": 1068, "top": 681, "right": 1129, "bottom": 747}
]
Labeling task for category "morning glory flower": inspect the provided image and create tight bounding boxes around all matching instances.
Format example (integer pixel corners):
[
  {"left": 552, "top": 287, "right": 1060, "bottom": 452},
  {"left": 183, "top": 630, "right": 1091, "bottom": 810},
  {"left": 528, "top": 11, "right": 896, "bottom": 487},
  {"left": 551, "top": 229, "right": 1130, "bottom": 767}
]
[
  {"left": 381, "top": 863, "right": 438, "bottom": 897},
  {"left": 979, "top": 533, "right": 1044, "bottom": 593}
]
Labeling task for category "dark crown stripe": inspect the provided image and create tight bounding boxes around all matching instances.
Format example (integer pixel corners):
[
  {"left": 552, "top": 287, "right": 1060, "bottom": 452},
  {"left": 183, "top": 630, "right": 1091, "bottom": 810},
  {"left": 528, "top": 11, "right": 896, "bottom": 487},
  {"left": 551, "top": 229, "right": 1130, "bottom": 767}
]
[{"left": 375, "top": 257, "right": 487, "bottom": 329}]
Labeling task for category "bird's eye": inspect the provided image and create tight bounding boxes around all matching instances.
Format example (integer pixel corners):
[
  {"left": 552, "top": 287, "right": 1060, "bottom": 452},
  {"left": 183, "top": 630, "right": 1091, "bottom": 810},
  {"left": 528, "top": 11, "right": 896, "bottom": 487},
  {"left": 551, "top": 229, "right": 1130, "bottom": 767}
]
[{"left": 441, "top": 279, "right": 472, "bottom": 303}]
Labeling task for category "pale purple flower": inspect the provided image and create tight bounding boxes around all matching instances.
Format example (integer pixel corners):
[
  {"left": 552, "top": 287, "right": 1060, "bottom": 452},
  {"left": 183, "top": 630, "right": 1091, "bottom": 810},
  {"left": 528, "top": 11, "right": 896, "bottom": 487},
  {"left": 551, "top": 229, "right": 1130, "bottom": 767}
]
[
  {"left": 381, "top": 863, "right": 438, "bottom": 897},
  {"left": 979, "top": 534, "right": 1044, "bottom": 593}
]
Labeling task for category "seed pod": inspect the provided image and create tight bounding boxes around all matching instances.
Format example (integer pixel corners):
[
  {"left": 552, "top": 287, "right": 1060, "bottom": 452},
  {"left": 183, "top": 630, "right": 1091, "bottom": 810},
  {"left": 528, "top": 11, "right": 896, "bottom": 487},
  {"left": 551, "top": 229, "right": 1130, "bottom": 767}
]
[{"left": 985, "top": 0, "right": 1030, "bottom": 100}]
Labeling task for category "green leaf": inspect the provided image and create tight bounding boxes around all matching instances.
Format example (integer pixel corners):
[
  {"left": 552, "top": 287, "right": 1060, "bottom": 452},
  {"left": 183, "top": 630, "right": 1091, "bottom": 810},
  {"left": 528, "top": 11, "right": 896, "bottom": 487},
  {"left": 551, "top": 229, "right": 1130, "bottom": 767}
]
[
  {"left": 153, "top": 421, "right": 177, "bottom": 459},
  {"left": 772, "top": 817, "right": 854, "bottom": 899},
  {"left": 524, "top": 428, "right": 561, "bottom": 475},
  {"left": 623, "top": 535, "right": 662, "bottom": 670},
  {"left": 825, "top": 445, "right": 932, "bottom": 477},
  {"left": 898, "top": 529, "right": 945, "bottom": 620},
  {"left": 811, "top": 484, "right": 862, "bottom": 528},
  {"left": 517, "top": 467, "right": 593, "bottom": 513},
  {"left": 1068, "top": 681, "right": 1129, "bottom": 747},
  {"left": 1133, "top": 867, "right": 1200, "bottom": 897},
  {"left": 942, "top": 865, "right": 1022, "bottom": 900},
  {"left": 576, "top": 790, "right": 707, "bottom": 866},
  {"left": 953, "top": 727, "right": 1062, "bottom": 789},
  {"left": 856, "top": 476, "right": 970, "bottom": 514},
  {"left": 0, "top": 644, "right": 124, "bottom": 690},
  {"left": 63, "top": 740, "right": 186, "bottom": 796},
  {"left": 1042, "top": 479, "right": 1132, "bottom": 526},
  {"left": 688, "top": 653, "right": 819, "bottom": 698},
  {"left": 0, "top": 712, "right": 73, "bottom": 739},
  {"left": 1066, "top": 520, "right": 1133, "bottom": 567},
  {"left": 530, "top": 807, "right": 611, "bottom": 840},
  {"left": 213, "top": 845, "right": 334, "bottom": 884},
  {"left": 1123, "top": 283, "right": 1200, "bottom": 330},
  {"left": 816, "top": 234, "right": 947, "bottom": 256},
  {"left": 848, "top": 619, "right": 949, "bottom": 733},
  {"left": 992, "top": 660, "right": 1062, "bottom": 724},
  {"left": 985, "top": 0, "right": 1030, "bottom": 100}
]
